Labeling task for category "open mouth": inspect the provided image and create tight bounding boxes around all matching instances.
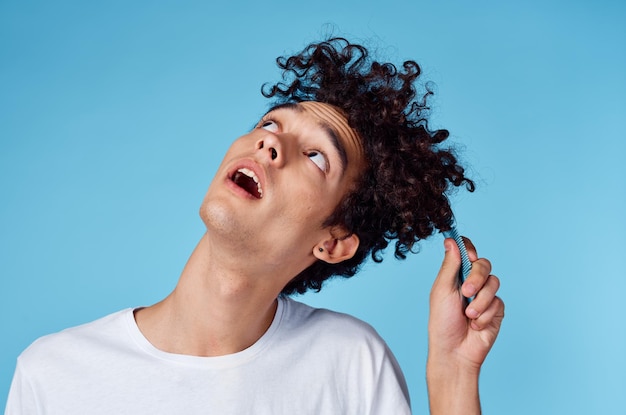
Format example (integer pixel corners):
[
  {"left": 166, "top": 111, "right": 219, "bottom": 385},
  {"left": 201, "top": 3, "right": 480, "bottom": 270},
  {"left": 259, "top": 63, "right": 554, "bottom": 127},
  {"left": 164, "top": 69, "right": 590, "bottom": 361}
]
[{"left": 231, "top": 168, "right": 263, "bottom": 199}]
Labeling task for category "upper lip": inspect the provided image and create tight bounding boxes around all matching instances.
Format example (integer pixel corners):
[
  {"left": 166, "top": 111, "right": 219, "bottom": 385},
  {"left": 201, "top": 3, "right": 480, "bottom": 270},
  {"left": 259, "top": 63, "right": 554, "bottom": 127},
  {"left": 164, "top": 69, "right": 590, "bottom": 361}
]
[{"left": 227, "top": 159, "right": 266, "bottom": 199}]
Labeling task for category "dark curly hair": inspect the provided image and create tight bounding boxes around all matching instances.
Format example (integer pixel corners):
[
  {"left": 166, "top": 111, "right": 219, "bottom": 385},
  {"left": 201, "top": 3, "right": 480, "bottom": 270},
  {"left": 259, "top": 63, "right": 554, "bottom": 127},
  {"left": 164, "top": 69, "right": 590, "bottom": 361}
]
[{"left": 261, "top": 38, "right": 475, "bottom": 295}]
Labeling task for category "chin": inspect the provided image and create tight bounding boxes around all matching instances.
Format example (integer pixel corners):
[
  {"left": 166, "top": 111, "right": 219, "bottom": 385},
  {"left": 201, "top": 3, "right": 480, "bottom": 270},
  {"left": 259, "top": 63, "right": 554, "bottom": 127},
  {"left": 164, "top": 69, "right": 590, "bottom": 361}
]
[
  {"left": 199, "top": 200, "right": 230, "bottom": 232},
  {"left": 200, "top": 199, "right": 257, "bottom": 246}
]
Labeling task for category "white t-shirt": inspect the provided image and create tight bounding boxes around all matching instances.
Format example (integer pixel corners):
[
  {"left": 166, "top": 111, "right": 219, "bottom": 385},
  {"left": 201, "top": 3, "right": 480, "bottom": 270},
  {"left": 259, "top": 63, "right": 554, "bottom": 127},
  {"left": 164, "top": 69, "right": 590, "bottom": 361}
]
[{"left": 5, "top": 297, "right": 411, "bottom": 414}]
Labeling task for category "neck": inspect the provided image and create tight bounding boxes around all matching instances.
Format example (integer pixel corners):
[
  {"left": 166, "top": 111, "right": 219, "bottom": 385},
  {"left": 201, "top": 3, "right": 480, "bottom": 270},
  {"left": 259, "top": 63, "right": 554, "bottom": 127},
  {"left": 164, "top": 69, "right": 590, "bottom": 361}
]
[{"left": 134, "top": 233, "right": 285, "bottom": 357}]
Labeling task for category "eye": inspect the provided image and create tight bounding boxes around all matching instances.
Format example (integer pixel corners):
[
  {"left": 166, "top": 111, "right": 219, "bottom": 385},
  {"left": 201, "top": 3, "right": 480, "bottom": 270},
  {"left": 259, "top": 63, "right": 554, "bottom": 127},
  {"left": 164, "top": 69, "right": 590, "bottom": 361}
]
[
  {"left": 307, "top": 151, "right": 328, "bottom": 172},
  {"left": 260, "top": 120, "right": 279, "bottom": 133}
]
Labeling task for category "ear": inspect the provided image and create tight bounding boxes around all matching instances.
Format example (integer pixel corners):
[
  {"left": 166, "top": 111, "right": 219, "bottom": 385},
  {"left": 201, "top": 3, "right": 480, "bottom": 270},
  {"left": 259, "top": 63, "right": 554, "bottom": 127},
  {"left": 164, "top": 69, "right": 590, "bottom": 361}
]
[{"left": 313, "top": 229, "right": 360, "bottom": 264}]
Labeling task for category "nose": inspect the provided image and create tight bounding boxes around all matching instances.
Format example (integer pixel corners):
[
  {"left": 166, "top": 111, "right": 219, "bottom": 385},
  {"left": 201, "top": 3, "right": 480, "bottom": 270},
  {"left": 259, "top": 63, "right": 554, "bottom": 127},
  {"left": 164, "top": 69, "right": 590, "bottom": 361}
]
[{"left": 256, "top": 133, "right": 284, "bottom": 166}]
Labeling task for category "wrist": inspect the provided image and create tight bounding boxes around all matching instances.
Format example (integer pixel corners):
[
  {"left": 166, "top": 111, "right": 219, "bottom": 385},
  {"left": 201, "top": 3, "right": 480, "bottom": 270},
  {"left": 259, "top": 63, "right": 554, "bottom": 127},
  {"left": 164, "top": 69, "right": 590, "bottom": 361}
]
[
  {"left": 426, "top": 355, "right": 481, "bottom": 415},
  {"left": 427, "top": 350, "right": 482, "bottom": 378}
]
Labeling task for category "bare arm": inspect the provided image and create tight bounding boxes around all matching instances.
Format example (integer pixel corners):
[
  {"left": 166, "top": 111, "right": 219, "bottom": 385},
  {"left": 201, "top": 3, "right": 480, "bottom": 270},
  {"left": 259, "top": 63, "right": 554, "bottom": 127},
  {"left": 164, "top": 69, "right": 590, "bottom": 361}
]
[{"left": 427, "top": 237, "right": 505, "bottom": 414}]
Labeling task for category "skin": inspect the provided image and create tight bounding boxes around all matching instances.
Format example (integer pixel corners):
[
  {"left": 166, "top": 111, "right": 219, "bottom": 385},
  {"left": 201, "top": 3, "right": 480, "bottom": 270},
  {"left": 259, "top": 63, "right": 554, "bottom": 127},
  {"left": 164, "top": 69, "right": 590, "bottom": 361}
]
[
  {"left": 134, "top": 101, "right": 505, "bottom": 414},
  {"left": 428, "top": 238, "right": 505, "bottom": 414},
  {"left": 134, "top": 101, "right": 363, "bottom": 357}
]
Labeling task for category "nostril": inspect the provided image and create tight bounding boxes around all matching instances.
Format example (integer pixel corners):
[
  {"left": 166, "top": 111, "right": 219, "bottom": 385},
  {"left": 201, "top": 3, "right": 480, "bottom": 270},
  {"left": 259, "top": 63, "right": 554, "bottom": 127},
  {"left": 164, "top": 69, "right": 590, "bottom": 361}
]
[
  {"left": 270, "top": 148, "right": 277, "bottom": 160},
  {"left": 258, "top": 141, "right": 264, "bottom": 150}
]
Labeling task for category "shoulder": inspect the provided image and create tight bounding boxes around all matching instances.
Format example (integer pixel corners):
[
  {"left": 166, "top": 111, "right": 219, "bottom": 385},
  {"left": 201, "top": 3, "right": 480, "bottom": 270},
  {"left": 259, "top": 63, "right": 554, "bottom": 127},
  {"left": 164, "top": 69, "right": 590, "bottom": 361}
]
[
  {"left": 18, "top": 308, "right": 133, "bottom": 368},
  {"left": 279, "top": 297, "right": 389, "bottom": 351},
  {"left": 277, "top": 297, "right": 411, "bottom": 412},
  {"left": 282, "top": 296, "right": 378, "bottom": 331}
]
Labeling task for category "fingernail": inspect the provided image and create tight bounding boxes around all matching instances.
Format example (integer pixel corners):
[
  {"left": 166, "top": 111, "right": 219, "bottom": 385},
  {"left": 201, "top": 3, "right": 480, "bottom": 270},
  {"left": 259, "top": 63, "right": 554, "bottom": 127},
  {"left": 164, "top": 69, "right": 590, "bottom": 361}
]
[
  {"left": 444, "top": 240, "right": 451, "bottom": 251},
  {"left": 467, "top": 308, "right": 479, "bottom": 319},
  {"left": 464, "top": 283, "right": 477, "bottom": 297}
]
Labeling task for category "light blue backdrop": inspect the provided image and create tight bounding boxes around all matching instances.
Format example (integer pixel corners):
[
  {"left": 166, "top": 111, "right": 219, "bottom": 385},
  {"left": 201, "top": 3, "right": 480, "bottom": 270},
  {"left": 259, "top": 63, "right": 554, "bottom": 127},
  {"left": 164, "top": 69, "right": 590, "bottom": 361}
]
[{"left": 1, "top": 1, "right": 624, "bottom": 413}]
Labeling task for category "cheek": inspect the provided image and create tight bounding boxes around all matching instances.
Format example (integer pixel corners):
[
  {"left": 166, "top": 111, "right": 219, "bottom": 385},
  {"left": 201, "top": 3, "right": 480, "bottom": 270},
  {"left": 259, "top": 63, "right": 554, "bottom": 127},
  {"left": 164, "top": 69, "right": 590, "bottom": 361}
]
[
  {"left": 221, "top": 136, "right": 251, "bottom": 161},
  {"left": 282, "top": 182, "right": 342, "bottom": 223}
]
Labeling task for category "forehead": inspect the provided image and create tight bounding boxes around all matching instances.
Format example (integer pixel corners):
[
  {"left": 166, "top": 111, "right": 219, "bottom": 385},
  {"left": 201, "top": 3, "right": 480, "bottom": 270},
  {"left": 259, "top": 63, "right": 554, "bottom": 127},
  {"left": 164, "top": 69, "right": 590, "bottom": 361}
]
[{"left": 297, "top": 101, "right": 359, "bottom": 148}]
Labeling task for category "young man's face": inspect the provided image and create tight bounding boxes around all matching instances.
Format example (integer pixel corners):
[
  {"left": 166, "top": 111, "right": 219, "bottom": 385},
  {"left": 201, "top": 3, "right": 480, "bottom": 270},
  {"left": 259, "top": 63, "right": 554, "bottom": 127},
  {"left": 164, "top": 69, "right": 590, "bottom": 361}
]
[{"left": 200, "top": 101, "right": 364, "bottom": 284}]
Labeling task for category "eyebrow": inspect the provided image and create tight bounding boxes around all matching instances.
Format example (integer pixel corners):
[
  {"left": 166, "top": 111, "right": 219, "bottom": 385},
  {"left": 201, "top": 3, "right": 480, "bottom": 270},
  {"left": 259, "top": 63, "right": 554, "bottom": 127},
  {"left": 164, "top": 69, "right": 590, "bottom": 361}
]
[{"left": 264, "top": 103, "right": 349, "bottom": 175}]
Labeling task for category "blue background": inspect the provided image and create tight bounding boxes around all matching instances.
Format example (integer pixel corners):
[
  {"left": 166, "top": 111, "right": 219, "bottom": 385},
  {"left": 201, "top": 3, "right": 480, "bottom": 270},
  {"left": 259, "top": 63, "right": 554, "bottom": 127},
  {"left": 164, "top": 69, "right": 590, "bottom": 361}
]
[{"left": 1, "top": 1, "right": 625, "bottom": 413}]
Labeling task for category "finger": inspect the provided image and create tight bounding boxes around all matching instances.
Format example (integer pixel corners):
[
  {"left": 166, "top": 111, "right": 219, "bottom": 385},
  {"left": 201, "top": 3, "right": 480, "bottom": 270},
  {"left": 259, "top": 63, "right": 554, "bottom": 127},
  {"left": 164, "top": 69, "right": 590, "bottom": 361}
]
[
  {"left": 461, "top": 257, "right": 492, "bottom": 298},
  {"left": 465, "top": 274, "right": 500, "bottom": 320},
  {"left": 462, "top": 236, "right": 479, "bottom": 262},
  {"left": 469, "top": 295, "right": 505, "bottom": 331},
  {"left": 433, "top": 238, "right": 462, "bottom": 293}
]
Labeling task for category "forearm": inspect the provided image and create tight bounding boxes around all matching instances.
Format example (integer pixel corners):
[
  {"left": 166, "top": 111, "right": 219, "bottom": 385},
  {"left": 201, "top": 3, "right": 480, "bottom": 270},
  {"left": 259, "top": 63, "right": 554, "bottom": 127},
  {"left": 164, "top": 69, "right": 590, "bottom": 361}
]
[{"left": 426, "top": 357, "right": 481, "bottom": 415}]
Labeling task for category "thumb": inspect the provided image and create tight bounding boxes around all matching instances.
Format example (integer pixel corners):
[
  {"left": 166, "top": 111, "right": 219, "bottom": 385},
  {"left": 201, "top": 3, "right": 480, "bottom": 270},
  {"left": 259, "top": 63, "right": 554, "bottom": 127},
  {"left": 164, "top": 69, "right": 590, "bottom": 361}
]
[{"left": 432, "top": 238, "right": 462, "bottom": 295}]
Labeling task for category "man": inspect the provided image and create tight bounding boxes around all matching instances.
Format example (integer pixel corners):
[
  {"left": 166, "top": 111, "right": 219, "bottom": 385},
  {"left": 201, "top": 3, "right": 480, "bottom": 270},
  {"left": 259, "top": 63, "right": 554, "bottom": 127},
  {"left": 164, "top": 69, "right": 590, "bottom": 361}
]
[{"left": 5, "top": 38, "right": 504, "bottom": 414}]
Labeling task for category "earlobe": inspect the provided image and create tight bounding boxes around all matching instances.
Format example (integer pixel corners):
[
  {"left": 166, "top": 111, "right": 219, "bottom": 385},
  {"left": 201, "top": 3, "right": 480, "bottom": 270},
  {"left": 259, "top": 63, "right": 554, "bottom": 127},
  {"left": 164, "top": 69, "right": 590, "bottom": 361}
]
[{"left": 313, "top": 232, "right": 360, "bottom": 264}]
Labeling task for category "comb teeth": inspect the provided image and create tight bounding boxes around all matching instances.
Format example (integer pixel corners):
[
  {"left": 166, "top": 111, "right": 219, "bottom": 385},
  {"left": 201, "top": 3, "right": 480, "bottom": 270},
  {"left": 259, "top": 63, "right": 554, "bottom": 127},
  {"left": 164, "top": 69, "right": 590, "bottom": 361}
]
[{"left": 442, "top": 226, "right": 472, "bottom": 284}]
